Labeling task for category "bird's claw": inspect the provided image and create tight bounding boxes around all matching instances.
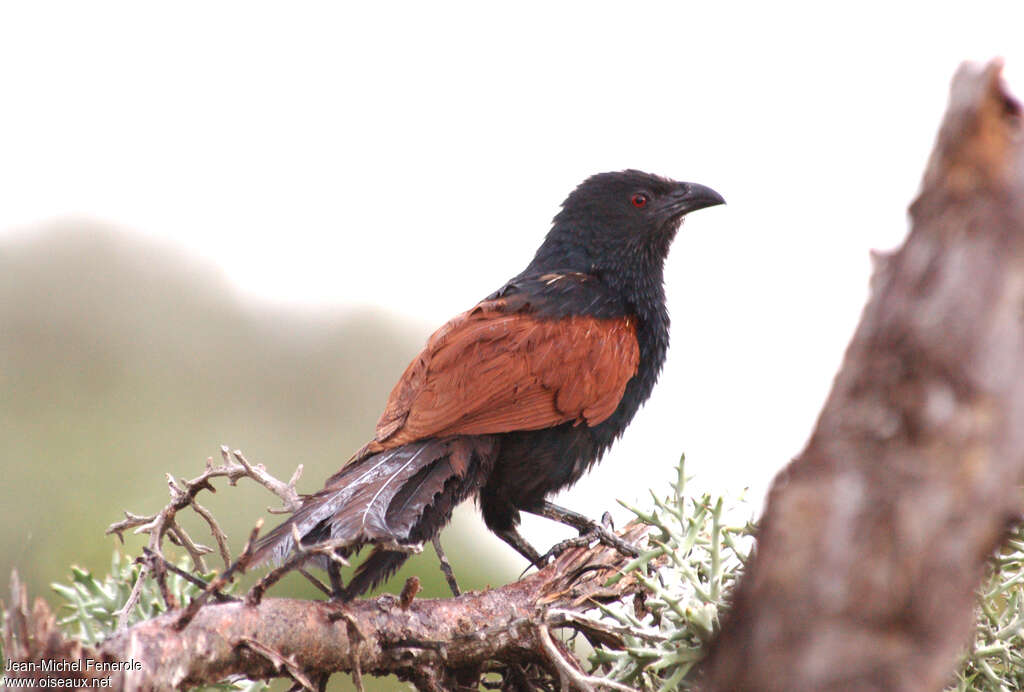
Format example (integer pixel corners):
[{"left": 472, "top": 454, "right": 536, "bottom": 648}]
[{"left": 537, "top": 522, "right": 640, "bottom": 566}]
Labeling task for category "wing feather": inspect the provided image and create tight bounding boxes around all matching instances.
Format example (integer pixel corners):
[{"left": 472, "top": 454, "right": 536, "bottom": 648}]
[{"left": 359, "top": 299, "right": 639, "bottom": 456}]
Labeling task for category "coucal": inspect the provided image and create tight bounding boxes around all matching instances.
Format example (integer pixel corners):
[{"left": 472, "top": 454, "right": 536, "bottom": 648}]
[{"left": 253, "top": 170, "right": 724, "bottom": 599}]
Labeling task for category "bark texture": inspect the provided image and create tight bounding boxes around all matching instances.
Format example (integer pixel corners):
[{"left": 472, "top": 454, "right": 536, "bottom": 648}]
[{"left": 704, "top": 60, "right": 1024, "bottom": 692}]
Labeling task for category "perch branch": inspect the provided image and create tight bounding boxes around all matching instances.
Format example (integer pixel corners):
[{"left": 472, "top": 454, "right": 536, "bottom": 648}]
[{"left": 4, "top": 524, "right": 655, "bottom": 690}]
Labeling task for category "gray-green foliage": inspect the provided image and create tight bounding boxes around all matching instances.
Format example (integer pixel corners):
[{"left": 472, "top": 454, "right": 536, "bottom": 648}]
[
  {"left": 950, "top": 523, "right": 1024, "bottom": 692},
  {"left": 588, "top": 458, "right": 754, "bottom": 690},
  {"left": 49, "top": 552, "right": 159, "bottom": 646}
]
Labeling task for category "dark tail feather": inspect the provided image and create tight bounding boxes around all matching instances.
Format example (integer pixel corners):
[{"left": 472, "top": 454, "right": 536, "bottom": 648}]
[
  {"left": 341, "top": 547, "right": 409, "bottom": 600},
  {"left": 252, "top": 435, "right": 497, "bottom": 598}
]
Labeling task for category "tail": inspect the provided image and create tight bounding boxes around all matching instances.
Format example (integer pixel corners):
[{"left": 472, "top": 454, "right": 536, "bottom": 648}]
[{"left": 252, "top": 435, "right": 497, "bottom": 599}]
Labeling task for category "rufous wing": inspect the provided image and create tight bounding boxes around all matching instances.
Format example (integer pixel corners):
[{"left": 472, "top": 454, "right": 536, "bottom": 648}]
[{"left": 360, "top": 299, "right": 639, "bottom": 456}]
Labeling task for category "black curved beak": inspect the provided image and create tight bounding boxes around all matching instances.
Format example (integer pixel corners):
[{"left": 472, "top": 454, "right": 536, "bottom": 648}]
[{"left": 662, "top": 182, "right": 726, "bottom": 219}]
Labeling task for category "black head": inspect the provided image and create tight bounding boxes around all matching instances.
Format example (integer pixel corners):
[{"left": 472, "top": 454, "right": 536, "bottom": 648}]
[{"left": 527, "top": 170, "right": 724, "bottom": 280}]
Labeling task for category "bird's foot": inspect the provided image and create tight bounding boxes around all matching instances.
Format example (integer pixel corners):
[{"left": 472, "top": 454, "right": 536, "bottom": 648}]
[
  {"left": 530, "top": 504, "right": 641, "bottom": 563},
  {"left": 537, "top": 515, "right": 641, "bottom": 565}
]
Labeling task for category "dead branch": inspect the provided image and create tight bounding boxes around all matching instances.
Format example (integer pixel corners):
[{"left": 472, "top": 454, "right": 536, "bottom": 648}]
[
  {"left": 4, "top": 523, "right": 656, "bottom": 690},
  {"left": 103, "top": 447, "right": 303, "bottom": 629},
  {"left": 704, "top": 60, "right": 1024, "bottom": 692},
  {"left": 535, "top": 623, "right": 635, "bottom": 692}
]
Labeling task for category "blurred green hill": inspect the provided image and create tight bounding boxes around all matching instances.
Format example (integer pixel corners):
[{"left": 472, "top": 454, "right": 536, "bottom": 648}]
[{"left": 0, "top": 220, "right": 512, "bottom": 621}]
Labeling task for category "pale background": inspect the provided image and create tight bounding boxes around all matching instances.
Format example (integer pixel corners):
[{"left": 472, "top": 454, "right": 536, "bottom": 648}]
[{"left": 2, "top": 2, "right": 1023, "bottom": 586}]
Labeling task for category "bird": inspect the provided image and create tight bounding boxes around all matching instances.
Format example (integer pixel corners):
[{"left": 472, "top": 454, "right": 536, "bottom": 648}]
[{"left": 252, "top": 169, "right": 724, "bottom": 599}]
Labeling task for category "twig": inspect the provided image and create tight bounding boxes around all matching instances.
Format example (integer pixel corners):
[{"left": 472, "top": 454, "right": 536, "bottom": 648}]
[
  {"left": 237, "top": 636, "right": 318, "bottom": 692},
  {"left": 535, "top": 624, "right": 635, "bottom": 692},
  {"left": 105, "top": 447, "right": 303, "bottom": 629},
  {"left": 141, "top": 548, "right": 236, "bottom": 603},
  {"left": 150, "top": 557, "right": 175, "bottom": 610},
  {"left": 167, "top": 520, "right": 211, "bottom": 574},
  {"left": 297, "top": 568, "right": 333, "bottom": 597},
  {"left": 190, "top": 498, "right": 232, "bottom": 569},
  {"left": 225, "top": 447, "right": 303, "bottom": 513},
  {"left": 399, "top": 576, "right": 422, "bottom": 610},
  {"left": 246, "top": 533, "right": 351, "bottom": 606},
  {"left": 176, "top": 521, "right": 262, "bottom": 630},
  {"left": 431, "top": 535, "right": 460, "bottom": 597},
  {"left": 545, "top": 609, "right": 645, "bottom": 650},
  {"left": 112, "top": 561, "right": 149, "bottom": 628},
  {"left": 337, "top": 609, "right": 366, "bottom": 692}
]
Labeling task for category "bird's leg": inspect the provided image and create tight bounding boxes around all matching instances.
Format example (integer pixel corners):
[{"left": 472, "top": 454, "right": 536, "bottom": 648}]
[
  {"left": 494, "top": 526, "right": 544, "bottom": 570},
  {"left": 327, "top": 552, "right": 345, "bottom": 600},
  {"left": 431, "top": 534, "right": 461, "bottom": 597},
  {"left": 529, "top": 501, "right": 640, "bottom": 561}
]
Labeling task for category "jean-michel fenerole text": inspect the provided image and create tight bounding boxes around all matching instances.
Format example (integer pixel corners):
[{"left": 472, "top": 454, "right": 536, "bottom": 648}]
[{"left": 5, "top": 657, "right": 142, "bottom": 673}]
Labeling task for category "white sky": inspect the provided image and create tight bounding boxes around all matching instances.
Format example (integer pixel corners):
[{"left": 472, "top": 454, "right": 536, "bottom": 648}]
[{"left": 3, "top": 2, "right": 1023, "bottom": 544}]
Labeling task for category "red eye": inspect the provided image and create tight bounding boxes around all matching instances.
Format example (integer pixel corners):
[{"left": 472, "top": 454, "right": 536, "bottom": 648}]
[{"left": 631, "top": 193, "right": 648, "bottom": 208}]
